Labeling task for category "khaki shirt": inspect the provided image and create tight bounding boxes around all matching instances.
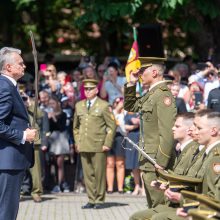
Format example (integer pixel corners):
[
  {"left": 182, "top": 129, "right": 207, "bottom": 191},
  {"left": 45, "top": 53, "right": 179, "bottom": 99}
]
[
  {"left": 124, "top": 82, "right": 177, "bottom": 171},
  {"left": 73, "top": 97, "right": 116, "bottom": 152}
]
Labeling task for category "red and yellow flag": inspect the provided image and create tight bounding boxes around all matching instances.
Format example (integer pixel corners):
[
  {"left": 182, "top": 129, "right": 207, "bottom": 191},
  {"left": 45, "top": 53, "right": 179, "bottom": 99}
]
[{"left": 125, "top": 27, "right": 141, "bottom": 82}]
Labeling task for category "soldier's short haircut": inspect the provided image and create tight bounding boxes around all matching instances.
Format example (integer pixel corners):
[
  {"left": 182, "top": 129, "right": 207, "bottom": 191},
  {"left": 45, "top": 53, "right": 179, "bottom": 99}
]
[
  {"left": 196, "top": 109, "right": 220, "bottom": 128},
  {"left": 177, "top": 112, "right": 195, "bottom": 126},
  {"left": 153, "top": 64, "right": 166, "bottom": 76},
  {"left": 177, "top": 112, "right": 195, "bottom": 120},
  {"left": 0, "top": 47, "right": 21, "bottom": 71},
  {"left": 195, "top": 109, "right": 215, "bottom": 117}
]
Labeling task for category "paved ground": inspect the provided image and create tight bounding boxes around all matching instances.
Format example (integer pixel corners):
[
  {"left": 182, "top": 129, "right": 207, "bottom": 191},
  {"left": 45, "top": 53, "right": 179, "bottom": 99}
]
[{"left": 17, "top": 193, "right": 147, "bottom": 220}]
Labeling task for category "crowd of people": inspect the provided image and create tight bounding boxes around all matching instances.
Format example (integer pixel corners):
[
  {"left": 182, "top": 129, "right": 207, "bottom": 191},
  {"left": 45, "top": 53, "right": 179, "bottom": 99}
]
[{"left": 18, "top": 55, "right": 220, "bottom": 201}]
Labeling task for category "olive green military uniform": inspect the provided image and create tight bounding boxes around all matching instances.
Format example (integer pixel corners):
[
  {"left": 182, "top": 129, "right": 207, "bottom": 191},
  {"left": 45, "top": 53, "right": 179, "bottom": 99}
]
[
  {"left": 181, "top": 191, "right": 220, "bottom": 220},
  {"left": 27, "top": 105, "right": 44, "bottom": 198},
  {"left": 131, "top": 143, "right": 220, "bottom": 220},
  {"left": 129, "top": 141, "right": 200, "bottom": 220},
  {"left": 124, "top": 80, "right": 177, "bottom": 208},
  {"left": 172, "top": 141, "right": 199, "bottom": 175},
  {"left": 73, "top": 97, "right": 116, "bottom": 205}
]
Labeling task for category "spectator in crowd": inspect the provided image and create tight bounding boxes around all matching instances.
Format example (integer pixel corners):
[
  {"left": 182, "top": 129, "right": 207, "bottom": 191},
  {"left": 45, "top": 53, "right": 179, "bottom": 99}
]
[
  {"left": 185, "top": 81, "right": 204, "bottom": 112},
  {"left": 71, "top": 68, "right": 83, "bottom": 102},
  {"left": 168, "top": 65, "right": 189, "bottom": 103},
  {"left": 97, "top": 64, "right": 106, "bottom": 81},
  {"left": 100, "top": 62, "right": 126, "bottom": 105},
  {"left": 170, "top": 83, "right": 187, "bottom": 113},
  {"left": 48, "top": 96, "right": 70, "bottom": 193},
  {"left": 39, "top": 90, "right": 52, "bottom": 113},
  {"left": 106, "top": 97, "right": 126, "bottom": 194},
  {"left": 57, "top": 71, "right": 75, "bottom": 108},
  {"left": 124, "top": 112, "right": 141, "bottom": 195},
  {"left": 203, "top": 68, "right": 219, "bottom": 105},
  {"left": 207, "top": 71, "right": 220, "bottom": 112},
  {"left": 40, "top": 64, "right": 60, "bottom": 95},
  {"left": 80, "top": 65, "right": 102, "bottom": 100}
]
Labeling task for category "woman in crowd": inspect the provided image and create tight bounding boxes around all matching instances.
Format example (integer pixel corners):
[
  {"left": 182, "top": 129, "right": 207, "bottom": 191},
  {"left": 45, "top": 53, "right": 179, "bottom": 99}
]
[
  {"left": 100, "top": 62, "right": 126, "bottom": 105},
  {"left": 106, "top": 97, "right": 126, "bottom": 193},
  {"left": 124, "top": 112, "right": 141, "bottom": 195},
  {"left": 48, "top": 96, "right": 70, "bottom": 193}
]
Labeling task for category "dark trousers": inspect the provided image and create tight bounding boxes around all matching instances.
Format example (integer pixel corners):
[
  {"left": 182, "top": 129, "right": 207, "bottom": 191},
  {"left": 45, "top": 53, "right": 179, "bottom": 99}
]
[{"left": 0, "top": 170, "right": 25, "bottom": 220}]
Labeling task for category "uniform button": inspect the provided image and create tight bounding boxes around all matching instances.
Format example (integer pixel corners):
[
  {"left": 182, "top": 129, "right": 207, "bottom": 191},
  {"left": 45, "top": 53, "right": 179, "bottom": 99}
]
[
  {"left": 85, "top": 118, "right": 88, "bottom": 121},
  {"left": 85, "top": 133, "right": 87, "bottom": 136}
]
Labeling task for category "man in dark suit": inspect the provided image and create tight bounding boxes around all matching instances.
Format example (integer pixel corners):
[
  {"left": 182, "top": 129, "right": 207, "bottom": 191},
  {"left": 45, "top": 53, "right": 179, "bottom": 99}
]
[{"left": 0, "top": 47, "right": 37, "bottom": 220}]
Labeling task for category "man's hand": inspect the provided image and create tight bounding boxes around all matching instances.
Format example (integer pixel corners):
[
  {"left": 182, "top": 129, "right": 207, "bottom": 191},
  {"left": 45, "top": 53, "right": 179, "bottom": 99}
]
[
  {"left": 74, "top": 145, "right": 79, "bottom": 153},
  {"left": 150, "top": 180, "right": 168, "bottom": 191},
  {"left": 102, "top": 146, "right": 110, "bottom": 152},
  {"left": 164, "top": 188, "right": 181, "bottom": 202},
  {"left": 25, "top": 128, "right": 37, "bottom": 143},
  {"left": 176, "top": 208, "right": 188, "bottom": 217},
  {"left": 154, "top": 163, "right": 164, "bottom": 170},
  {"left": 127, "top": 71, "right": 140, "bottom": 87}
]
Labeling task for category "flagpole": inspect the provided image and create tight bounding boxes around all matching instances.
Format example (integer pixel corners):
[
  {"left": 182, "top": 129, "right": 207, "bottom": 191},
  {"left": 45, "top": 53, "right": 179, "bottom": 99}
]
[
  {"left": 133, "top": 27, "right": 137, "bottom": 41},
  {"left": 133, "top": 27, "right": 143, "bottom": 96}
]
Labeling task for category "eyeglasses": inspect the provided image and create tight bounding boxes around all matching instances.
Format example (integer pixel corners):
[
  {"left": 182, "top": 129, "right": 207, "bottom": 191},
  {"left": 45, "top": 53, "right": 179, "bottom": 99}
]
[{"left": 85, "top": 87, "right": 95, "bottom": 91}]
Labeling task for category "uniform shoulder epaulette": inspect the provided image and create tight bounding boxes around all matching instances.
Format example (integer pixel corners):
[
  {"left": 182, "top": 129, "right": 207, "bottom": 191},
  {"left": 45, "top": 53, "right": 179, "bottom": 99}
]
[
  {"left": 159, "top": 84, "right": 168, "bottom": 91},
  {"left": 214, "top": 147, "right": 220, "bottom": 156}
]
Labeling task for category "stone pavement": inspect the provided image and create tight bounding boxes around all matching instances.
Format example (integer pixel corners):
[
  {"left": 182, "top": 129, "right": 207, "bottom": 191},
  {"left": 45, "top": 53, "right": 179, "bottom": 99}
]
[{"left": 17, "top": 193, "right": 147, "bottom": 220}]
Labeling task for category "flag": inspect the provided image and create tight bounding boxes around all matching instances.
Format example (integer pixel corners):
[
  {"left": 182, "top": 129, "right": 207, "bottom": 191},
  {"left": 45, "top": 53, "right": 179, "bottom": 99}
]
[{"left": 125, "top": 27, "right": 141, "bottom": 82}]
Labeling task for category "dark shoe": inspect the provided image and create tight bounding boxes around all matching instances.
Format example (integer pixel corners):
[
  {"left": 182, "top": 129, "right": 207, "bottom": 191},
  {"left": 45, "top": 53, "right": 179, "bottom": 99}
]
[
  {"left": 94, "top": 204, "right": 105, "bottom": 209},
  {"left": 32, "top": 194, "right": 42, "bottom": 203},
  {"left": 81, "top": 203, "right": 94, "bottom": 209},
  {"left": 107, "top": 190, "right": 113, "bottom": 194},
  {"left": 118, "top": 191, "right": 124, "bottom": 194}
]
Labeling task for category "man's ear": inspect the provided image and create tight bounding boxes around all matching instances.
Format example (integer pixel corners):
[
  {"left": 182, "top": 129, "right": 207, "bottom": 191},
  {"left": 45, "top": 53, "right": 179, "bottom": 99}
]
[
  {"left": 211, "top": 127, "right": 218, "bottom": 136},
  {"left": 152, "top": 69, "right": 158, "bottom": 78}
]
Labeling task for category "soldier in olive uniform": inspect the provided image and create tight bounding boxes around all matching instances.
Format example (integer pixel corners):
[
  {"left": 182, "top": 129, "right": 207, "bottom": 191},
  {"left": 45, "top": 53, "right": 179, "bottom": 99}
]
[
  {"left": 124, "top": 57, "right": 177, "bottom": 208},
  {"left": 73, "top": 79, "right": 116, "bottom": 209},
  {"left": 131, "top": 110, "right": 220, "bottom": 220}
]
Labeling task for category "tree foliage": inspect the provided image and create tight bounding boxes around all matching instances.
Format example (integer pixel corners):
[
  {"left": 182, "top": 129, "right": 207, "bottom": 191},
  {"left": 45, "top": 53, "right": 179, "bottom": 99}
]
[{"left": 1, "top": 0, "right": 220, "bottom": 61}]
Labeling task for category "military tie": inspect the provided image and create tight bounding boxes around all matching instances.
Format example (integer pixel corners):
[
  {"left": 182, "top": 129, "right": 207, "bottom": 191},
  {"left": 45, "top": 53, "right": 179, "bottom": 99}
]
[
  {"left": 202, "top": 152, "right": 207, "bottom": 161},
  {"left": 87, "top": 100, "right": 91, "bottom": 110},
  {"left": 191, "top": 147, "right": 200, "bottom": 162}
]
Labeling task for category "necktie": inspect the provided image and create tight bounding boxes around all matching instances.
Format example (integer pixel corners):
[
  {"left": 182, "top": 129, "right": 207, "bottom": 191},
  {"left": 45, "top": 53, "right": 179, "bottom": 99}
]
[
  {"left": 87, "top": 100, "right": 91, "bottom": 110},
  {"left": 202, "top": 152, "right": 207, "bottom": 161},
  {"left": 191, "top": 147, "right": 200, "bottom": 162}
]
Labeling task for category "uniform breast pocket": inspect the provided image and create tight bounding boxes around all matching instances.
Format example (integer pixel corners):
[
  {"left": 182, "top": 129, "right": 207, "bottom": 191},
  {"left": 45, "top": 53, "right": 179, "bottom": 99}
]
[
  {"left": 142, "top": 106, "right": 153, "bottom": 121},
  {"left": 90, "top": 111, "right": 102, "bottom": 118}
]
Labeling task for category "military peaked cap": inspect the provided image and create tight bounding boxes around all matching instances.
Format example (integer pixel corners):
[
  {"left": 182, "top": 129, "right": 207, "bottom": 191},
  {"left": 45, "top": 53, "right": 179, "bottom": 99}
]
[
  {"left": 157, "top": 169, "right": 202, "bottom": 187},
  {"left": 83, "top": 79, "right": 98, "bottom": 88},
  {"left": 139, "top": 57, "right": 166, "bottom": 68}
]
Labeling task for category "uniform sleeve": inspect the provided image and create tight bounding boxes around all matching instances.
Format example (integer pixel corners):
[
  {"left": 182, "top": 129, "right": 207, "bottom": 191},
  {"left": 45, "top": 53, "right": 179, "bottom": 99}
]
[
  {"left": 155, "top": 92, "right": 177, "bottom": 168},
  {"left": 102, "top": 105, "right": 117, "bottom": 148},
  {"left": 124, "top": 84, "right": 141, "bottom": 112},
  {"left": 205, "top": 156, "right": 220, "bottom": 200},
  {"left": 73, "top": 106, "right": 80, "bottom": 146}
]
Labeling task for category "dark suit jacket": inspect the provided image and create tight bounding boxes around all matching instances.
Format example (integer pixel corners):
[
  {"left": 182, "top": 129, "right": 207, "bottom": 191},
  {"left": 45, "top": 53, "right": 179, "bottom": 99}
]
[
  {"left": 175, "top": 97, "right": 187, "bottom": 113},
  {"left": 0, "top": 75, "right": 34, "bottom": 169}
]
